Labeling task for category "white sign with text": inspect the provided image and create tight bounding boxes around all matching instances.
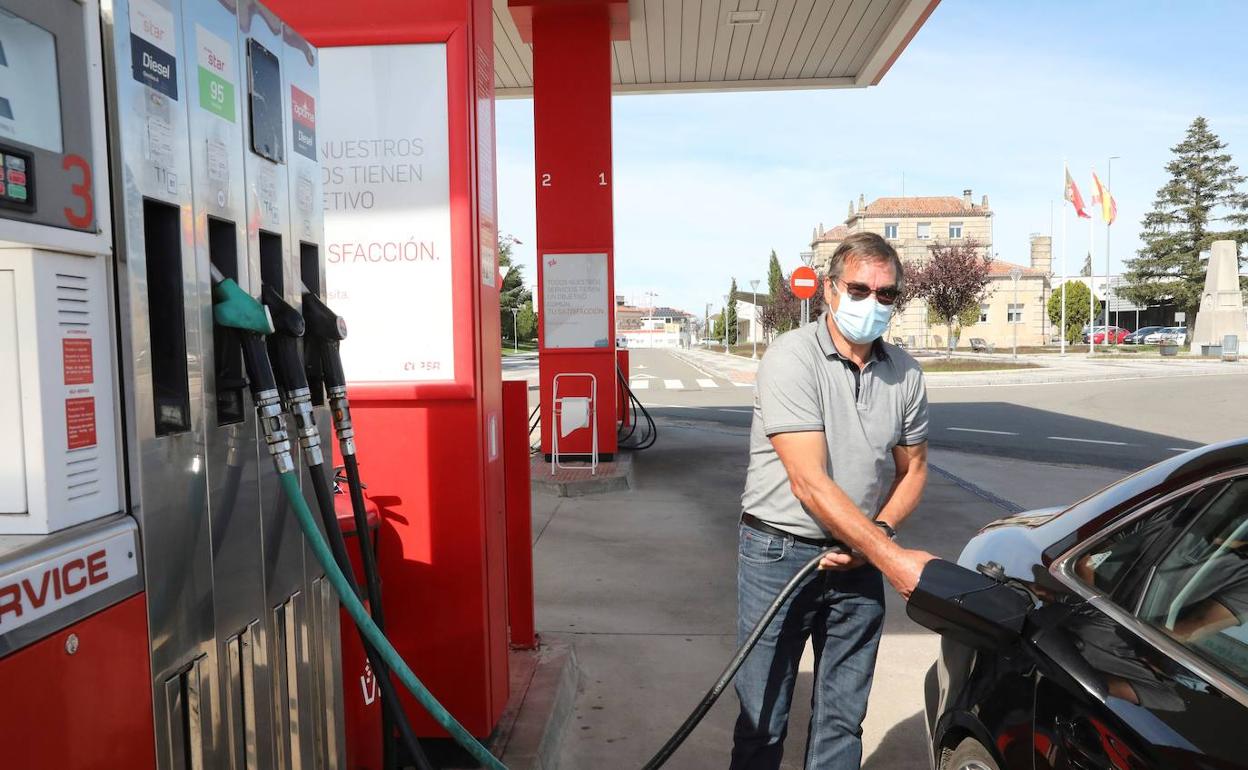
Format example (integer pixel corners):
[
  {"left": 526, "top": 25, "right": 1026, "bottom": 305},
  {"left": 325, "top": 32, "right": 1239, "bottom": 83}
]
[
  {"left": 320, "top": 44, "right": 454, "bottom": 383},
  {"left": 542, "top": 253, "right": 610, "bottom": 349}
]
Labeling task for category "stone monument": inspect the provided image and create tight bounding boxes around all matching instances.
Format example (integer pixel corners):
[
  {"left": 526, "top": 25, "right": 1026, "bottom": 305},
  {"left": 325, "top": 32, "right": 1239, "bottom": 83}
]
[{"left": 1190, "top": 240, "right": 1248, "bottom": 351}]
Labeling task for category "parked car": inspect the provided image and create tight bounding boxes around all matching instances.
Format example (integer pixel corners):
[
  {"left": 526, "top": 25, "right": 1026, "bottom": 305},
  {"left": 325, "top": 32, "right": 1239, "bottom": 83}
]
[
  {"left": 917, "top": 438, "right": 1248, "bottom": 770},
  {"left": 1124, "top": 326, "right": 1164, "bottom": 344},
  {"left": 1144, "top": 327, "right": 1188, "bottom": 344},
  {"left": 1083, "top": 326, "right": 1129, "bottom": 345}
]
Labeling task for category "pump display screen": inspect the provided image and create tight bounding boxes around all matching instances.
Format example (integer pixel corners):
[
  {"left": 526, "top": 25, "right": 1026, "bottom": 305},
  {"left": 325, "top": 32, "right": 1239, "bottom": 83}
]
[
  {"left": 0, "top": 10, "right": 63, "bottom": 154},
  {"left": 247, "top": 39, "right": 284, "bottom": 164}
]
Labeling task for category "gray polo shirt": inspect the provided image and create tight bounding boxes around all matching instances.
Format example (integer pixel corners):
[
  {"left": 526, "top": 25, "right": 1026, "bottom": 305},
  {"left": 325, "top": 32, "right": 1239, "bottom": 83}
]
[{"left": 741, "top": 313, "right": 929, "bottom": 540}]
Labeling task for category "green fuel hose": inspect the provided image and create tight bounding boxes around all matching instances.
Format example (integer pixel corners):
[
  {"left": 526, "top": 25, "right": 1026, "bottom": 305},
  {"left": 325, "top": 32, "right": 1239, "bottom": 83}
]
[{"left": 275, "top": 469, "right": 508, "bottom": 770}]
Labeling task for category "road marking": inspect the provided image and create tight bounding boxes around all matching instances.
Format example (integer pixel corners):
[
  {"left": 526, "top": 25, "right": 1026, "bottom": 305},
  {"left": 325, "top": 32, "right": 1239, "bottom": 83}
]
[
  {"left": 1167, "top": 447, "right": 1194, "bottom": 452},
  {"left": 629, "top": 379, "right": 649, "bottom": 390},
  {"left": 947, "top": 427, "right": 1019, "bottom": 436},
  {"left": 631, "top": 372, "right": 656, "bottom": 380},
  {"left": 664, "top": 379, "right": 684, "bottom": 390},
  {"left": 734, "top": 382, "right": 754, "bottom": 388},
  {"left": 696, "top": 378, "right": 718, "bottom": 388},
  {"left": 1047, "top": 436, "right": 1129, "bottom": 446}
]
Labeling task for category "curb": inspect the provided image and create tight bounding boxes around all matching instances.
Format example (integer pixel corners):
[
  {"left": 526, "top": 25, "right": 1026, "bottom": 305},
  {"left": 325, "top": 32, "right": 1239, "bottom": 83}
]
[{"left": 531, "top": 452, "right": 634, "bottom": 498}]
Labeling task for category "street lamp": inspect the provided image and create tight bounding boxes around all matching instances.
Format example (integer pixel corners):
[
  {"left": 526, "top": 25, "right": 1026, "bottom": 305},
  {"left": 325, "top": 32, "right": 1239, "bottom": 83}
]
[
  {"left": 1105, "top": 155, "right": 1120, "bottom": 344},
  {"left": 1009, "top": 266, "right": 1023, "bottom": 360},
  {"left": 723, "top": 293, "right": 730, "bottom": 352},
  {"left": 704, "top": 302, "right": 711, "bottom": 348},
  {"left": 749, "top": 278, "right": 761, "bottom": 359},
  {"left": 508, "top": 306, "right": 520, "bottom": 354}
]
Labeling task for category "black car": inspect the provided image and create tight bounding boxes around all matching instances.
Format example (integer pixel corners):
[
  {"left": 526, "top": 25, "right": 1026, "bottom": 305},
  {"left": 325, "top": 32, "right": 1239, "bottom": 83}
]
[{"left": 913, "top": 438, "right": 1248, "bottom": 770}]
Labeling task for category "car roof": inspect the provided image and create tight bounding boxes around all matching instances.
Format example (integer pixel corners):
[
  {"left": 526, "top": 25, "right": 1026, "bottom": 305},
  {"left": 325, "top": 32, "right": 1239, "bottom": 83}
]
[{"left": 1036, "top": 438, "right": 1248, "bottom": 564}]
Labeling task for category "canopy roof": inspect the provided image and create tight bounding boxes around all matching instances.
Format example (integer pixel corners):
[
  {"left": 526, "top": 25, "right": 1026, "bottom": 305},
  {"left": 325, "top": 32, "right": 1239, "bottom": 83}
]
[{"left": 494, "top": 0, "right": 940, "bottom": 97}]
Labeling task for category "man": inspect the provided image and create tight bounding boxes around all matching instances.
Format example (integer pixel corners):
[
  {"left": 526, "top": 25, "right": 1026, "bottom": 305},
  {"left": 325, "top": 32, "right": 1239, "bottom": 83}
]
[{"left": 732, "top": 232, "right": 936, "bottom": 769}]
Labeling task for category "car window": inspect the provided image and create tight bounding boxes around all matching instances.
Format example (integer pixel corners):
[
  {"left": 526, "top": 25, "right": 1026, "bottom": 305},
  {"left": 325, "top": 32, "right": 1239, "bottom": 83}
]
[
  {"left": 1072, "top": 485, "right": 1223, "bottom": 598},
  {"left": 1136, "top": 478, "right": 1248, "bottom": 683}
]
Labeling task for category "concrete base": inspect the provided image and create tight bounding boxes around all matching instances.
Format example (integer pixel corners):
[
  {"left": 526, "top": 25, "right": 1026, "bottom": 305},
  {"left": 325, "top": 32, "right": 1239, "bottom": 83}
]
[
  {"left": 434, "top": 641, "right": 579, "bottom": 770},
  {"left": 531, "top": 452, "right": 633, "bottom": 497}
]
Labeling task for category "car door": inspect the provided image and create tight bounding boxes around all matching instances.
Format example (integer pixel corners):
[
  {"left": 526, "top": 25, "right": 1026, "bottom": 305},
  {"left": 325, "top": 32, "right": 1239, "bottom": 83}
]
[{"left": 1034, "top": 475, "right": 1248, "bottom": 770}]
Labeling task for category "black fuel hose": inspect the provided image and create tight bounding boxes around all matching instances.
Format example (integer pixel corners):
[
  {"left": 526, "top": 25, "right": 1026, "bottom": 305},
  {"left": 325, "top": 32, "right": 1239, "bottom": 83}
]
[
  {"left": 616, "top": 366, "right": 657, "bottom": 451},
  {"left": 641, "top": 548, "right": 834, "bottom": 769},
  {"left": 308, "top": 463, "right": 435, "bottom": 770},
  {"left": 300, "top": 288, "right": 405, "bottom": 769}
]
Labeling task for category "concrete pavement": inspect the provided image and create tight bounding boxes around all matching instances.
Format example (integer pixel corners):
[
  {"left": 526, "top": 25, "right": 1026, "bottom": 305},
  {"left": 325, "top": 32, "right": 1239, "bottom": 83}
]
[{"left": 533, "top": 414, "right": 1006, "bottom": 769}]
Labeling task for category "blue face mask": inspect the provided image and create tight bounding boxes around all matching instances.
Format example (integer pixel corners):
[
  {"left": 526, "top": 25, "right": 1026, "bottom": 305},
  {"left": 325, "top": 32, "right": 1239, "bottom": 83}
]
[{"left": 832, "top": 289, "right": 893, "bottom": 344}]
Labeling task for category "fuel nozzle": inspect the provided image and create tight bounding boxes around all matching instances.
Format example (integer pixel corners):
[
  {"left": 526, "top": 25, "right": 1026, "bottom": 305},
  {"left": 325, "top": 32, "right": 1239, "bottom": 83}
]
[
  {"left": 209, "top": 268, "right": 293, "bottom": 474},
  {"left": 301, "top": 288, "right": 357, "bottom": 459},
  {"left": 261, "top": 285, "right": 323, "bottom": 467}
]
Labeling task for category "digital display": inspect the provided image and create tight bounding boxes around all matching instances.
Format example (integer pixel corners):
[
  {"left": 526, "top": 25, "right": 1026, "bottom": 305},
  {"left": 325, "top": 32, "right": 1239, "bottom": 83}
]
[
  {"left": 247, "top": 39, "right": 284, "bottom": 164},
  {"left": 0, "top": 10, "right": 63, "bottom": 154}
]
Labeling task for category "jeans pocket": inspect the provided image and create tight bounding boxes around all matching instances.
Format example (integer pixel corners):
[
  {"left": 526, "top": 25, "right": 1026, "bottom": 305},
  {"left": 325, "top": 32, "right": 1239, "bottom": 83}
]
[{"left": 739, "top": 527, "right": 787, "bottom": 564}]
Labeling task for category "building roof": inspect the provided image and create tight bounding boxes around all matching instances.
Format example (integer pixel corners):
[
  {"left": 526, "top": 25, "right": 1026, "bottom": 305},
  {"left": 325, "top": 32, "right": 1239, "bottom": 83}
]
[
  {"left": 854, "top": 195, "right": 991, "bottom": 219},
  {"left": 987, "top": 259, "right": 1047, "bottom": 278},
  {"left": 813, "top": 224, "right": 849, "bottom": 244}
]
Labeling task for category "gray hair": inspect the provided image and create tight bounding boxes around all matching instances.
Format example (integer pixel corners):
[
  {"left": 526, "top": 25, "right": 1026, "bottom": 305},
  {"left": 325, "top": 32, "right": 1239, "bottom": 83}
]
[{"left": 824, "top": 231, "right": 904, "bottom": 290}]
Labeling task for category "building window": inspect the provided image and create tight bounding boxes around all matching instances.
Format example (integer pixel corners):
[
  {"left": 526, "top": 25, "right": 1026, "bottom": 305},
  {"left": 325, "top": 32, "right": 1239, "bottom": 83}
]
[
  {"left": 979, "top": 304, "right": 989, "bottom": 324},
  {"left": 1008, "top": 303, "right": 1024, "bottom": 324},
  {"left": 949, "top": 222, "right": 963, "bottom": 239},
  {"left": 884, "top": 222, "right": 899, "bottom": 239},
  {"left": 916, "top": 222, "right": 931, "bottom": 239}
]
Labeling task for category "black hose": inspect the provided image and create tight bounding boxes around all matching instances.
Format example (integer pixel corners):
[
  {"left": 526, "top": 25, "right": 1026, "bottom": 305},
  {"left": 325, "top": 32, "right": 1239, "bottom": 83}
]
[
  {"left": 308, "top": 463, "right": 436, "bottom": 770},
  {"left": 640, "top": 548, "right": 835, "bottom": 769},
  {"left": 341, "top": 452, "right": 397, "bottom": 768},
  {"left": 616, "top": 367, "right": 657, "bottom": 451}
]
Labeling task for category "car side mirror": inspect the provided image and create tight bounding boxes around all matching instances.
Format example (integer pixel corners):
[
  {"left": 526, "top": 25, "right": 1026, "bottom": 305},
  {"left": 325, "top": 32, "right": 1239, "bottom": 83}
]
[{"left": 906, "top": 559, "right": 1032, "bottom": 651}]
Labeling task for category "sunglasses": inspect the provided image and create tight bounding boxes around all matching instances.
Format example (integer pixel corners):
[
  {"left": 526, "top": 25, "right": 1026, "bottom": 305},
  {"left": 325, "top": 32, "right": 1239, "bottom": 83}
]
[{"left": 838, "top": 280, "right": 900, "bottom": 306}]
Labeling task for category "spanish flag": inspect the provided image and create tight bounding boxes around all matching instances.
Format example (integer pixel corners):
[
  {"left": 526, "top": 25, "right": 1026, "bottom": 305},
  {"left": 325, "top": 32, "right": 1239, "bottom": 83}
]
[
  {"left": 1064, "top": 166, "right": 1090, "bottom": 219},
  {"left": 1091, "top": 172, "right": 1117, "bottom": 225}
]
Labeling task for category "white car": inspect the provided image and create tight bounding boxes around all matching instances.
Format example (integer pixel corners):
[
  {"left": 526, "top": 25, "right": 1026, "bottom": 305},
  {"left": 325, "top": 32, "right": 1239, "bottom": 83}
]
[{"left": 1143, "top": 326, "right": 1187, "bottom": 344}]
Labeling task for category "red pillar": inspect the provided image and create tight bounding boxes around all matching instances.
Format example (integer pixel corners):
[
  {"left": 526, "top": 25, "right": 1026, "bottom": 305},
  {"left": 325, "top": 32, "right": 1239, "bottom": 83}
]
[{"left": 527, "top": 1, "right": 620, "bottom": 458}]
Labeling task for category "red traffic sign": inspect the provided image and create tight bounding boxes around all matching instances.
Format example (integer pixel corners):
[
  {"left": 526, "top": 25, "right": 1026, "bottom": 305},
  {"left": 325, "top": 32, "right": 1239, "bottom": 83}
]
[{"left": 790, "top": 266, "right": 818, "bottom": 300}]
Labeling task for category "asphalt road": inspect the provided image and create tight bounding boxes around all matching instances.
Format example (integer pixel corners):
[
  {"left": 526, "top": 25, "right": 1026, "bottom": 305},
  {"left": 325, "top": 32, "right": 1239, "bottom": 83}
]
[{"left": 625, "top": 349, "right": 1248, "bottom": 472}]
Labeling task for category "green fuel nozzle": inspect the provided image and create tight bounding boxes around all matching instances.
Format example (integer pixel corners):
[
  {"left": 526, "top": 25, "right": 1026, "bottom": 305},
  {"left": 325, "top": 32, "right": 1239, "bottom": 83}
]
[{"left": 208, "top": 266, "right": 293, "bottom": 474}]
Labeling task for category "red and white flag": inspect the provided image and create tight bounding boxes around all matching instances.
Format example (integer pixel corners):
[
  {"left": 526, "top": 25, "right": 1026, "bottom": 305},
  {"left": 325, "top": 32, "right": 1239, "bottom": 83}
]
[{"left": 1064, "top": 165, "right": 1091, "bottom": 219}]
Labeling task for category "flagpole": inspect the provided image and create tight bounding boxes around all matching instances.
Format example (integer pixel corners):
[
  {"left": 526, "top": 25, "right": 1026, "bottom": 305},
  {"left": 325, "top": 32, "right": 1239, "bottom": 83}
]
[
  {"left": 1105, "top": 156, "right": 1118, "bottom": 341},
  {"left": 1088, "top": 173, "right": 1096, "bottom": 355},
  {"left": 1061, "top": 160, "right": 1068, "bottom": 356}
]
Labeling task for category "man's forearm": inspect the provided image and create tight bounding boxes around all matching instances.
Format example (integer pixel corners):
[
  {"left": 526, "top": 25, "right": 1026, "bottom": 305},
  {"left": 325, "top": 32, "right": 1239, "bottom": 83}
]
[
  {"left": 793, "top": 474, "right": 901, "bottom": 566},
  {"left": 877, "top": 461, "right": 927, "bottom": 531}
]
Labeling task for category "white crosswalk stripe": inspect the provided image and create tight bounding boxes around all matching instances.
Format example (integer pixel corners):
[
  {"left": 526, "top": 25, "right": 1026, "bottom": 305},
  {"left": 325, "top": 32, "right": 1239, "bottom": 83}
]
[
  {"left": 629, "top": 379, "right": 649, "bottom": 390},
  {"left": 696, "top": 378, "right": 718, "bottom": 388},
  {"left": 664, "top": 379, "right": 684, "bottom": 390},
  {"left": 734, "top": 382, "right": 754, "bottom": 388}
]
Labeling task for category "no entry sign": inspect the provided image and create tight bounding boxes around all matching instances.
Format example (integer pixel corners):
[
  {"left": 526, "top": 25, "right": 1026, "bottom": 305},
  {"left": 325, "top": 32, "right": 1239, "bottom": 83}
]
[{"left": 790, "top": 266, "right": 818, "bottom": 300}]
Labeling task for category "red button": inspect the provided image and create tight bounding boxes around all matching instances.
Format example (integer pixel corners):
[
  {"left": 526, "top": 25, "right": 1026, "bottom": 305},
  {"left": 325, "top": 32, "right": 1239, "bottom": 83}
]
[{"left": 6, "top": 169, "right": 24, "bottom": 185}]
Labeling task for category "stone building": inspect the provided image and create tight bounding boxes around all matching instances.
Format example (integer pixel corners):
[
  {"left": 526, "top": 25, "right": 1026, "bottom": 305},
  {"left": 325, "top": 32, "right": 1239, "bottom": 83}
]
[{"left": 810, "top": 192, "right": 1053, "bottom": 348}]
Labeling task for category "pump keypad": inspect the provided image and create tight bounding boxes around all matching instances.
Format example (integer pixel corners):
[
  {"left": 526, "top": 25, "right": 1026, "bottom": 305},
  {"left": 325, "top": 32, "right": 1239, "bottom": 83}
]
[{"left": 0, "top": 148, "right": 34, "bottom": 210}]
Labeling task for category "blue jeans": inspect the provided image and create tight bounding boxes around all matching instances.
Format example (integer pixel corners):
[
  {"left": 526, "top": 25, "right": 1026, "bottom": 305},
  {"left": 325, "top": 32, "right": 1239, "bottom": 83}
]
[{"left": 731, "top": 523, "right": 885, "bottom": 770}]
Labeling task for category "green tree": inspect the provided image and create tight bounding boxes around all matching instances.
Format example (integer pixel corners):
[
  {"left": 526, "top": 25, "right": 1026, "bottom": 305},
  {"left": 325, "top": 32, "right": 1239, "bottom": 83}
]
[
  {"left": 1122, "top": 117, "right": 1248, "bottom": 317},
  {"left": 498, "top": 234, "right": 532, "bottom": 344},
  {"left": 767, "top": 249, "right": 783, "bottom": 299},
  {"left": 516, "top": 299, "right": 537, "bottom": 341},
  {"left": 1047, "top": 281, "right": 1102, "bottom": 344},
  {"left": 725, "top": 279, "right": 739, "bottom": 345}
]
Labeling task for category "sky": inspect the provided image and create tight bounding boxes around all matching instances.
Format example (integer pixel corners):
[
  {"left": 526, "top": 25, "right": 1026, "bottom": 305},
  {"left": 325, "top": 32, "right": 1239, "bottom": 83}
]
[{"left": 495, "top": 1, "right": 1248, "bottom": 317}]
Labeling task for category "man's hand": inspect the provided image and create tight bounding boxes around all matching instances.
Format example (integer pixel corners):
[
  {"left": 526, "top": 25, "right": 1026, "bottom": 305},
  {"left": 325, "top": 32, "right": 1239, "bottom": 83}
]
[
  {"left": 879, "top": 548, "right": 937, "bottom": 600},
  {"left": 819, "top": 549, "right": 865, "bottom": 571}
]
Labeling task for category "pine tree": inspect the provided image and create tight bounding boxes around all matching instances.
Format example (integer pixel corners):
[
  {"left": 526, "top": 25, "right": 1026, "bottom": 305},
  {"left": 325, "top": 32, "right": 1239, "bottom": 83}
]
[
  {"left": 767, "top": 249, "right": 783, "bottom": 299},
  {"left": 725, "top": 278, "right": 739, "bottom": 346},
  {"left": 1122, "top": 117, "right": 1248, "bottom": 316}
]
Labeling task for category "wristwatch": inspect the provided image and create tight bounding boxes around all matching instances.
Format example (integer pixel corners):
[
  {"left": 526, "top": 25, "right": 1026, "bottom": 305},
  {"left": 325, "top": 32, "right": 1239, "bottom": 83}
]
[{"left": 874, "top": 520, "right": 897, "bottom": 540}]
